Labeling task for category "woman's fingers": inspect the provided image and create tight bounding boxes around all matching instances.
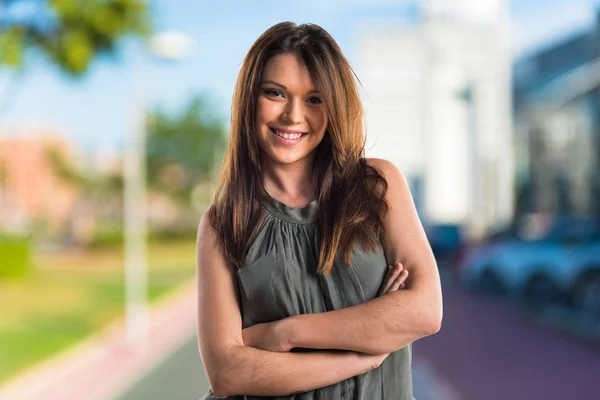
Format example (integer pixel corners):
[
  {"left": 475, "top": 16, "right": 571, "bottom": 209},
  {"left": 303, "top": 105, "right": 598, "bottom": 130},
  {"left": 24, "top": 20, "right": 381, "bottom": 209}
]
[
  {"left": 378, "top": 263, "right": 409, "bottom": 296},
  {"left": 379, "top": 263, "right": 402, "bottom": 295},
  {"left": 388, "top": 269, "right": 409, "bottom": 292}
]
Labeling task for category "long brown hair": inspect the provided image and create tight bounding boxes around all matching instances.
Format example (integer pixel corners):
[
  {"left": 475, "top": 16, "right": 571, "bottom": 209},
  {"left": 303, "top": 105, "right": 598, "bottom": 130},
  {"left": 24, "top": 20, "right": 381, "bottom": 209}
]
[{"left": 209, "top": 21, "right": 388, "bottom": 275}]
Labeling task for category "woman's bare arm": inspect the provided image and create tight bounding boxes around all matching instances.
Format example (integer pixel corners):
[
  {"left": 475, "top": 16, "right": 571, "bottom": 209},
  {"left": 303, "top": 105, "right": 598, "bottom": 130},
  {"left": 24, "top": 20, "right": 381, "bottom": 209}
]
[
  {"left": 275, "top": 159, "right": 443, "bottom": 355},
  {"left": 196, "top": 210, "right": 385, "bottom": 397}
]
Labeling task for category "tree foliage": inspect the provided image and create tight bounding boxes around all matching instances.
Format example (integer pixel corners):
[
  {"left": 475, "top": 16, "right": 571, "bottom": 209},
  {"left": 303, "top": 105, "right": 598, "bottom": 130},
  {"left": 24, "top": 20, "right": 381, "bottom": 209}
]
[
  {"left": 146, "top": 95, "right": 227, "bottom": 203},
  {"left": 0, "top": 0, "right": 152, "bottom": 76}
]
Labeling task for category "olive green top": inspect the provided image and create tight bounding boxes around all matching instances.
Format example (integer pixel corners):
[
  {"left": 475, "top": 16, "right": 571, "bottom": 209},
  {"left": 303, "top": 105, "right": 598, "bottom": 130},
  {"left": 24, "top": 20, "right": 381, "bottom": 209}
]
[{"left": 202, "top": 191, "right": 414, "bottom": 399}]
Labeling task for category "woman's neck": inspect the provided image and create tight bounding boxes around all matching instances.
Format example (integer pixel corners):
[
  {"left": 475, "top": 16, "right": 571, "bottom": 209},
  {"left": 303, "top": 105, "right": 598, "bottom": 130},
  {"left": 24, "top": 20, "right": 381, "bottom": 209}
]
[{"left": 261, "top": 158, "right": 316, "bottom": 205}]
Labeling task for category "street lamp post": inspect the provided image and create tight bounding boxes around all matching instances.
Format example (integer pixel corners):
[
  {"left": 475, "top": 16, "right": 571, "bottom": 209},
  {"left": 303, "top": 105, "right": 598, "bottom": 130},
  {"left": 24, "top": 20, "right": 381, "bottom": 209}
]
[{"left": 124, "top": 31, "right": 193, "bottom": 344}]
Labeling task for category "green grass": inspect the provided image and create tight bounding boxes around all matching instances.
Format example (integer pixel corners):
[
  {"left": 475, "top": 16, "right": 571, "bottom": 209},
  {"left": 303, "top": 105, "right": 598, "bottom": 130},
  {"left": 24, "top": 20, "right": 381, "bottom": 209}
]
[{"left": 0, "top": 240, "right": 197, "bottom": 384}]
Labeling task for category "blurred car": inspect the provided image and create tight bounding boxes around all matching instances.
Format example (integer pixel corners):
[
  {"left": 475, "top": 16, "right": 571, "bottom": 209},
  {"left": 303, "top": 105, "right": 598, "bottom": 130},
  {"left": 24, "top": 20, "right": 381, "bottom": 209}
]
[
  {"left": 457, "top": 216, "right": 600, "bottom": 319},
  {"left": 425, "top": 223, "right": 464, "bottom": 267}
]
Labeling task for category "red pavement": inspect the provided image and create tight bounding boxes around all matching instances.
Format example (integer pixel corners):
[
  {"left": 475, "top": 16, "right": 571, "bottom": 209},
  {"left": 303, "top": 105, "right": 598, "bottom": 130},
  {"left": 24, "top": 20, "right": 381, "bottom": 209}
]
[
  {"left": 0, "top": 281, "right": 197, "bottom": 400},
  {"left": 414, "top": 274, "right": 600, "bottom": 400}
]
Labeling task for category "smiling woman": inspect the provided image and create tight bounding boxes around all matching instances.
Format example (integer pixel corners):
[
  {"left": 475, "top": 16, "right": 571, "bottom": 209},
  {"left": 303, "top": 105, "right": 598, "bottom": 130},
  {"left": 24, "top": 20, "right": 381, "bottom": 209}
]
[
  {"left": 196, "top": 21, "right": 442, "bottom": 400},
  {"left": 255, "top": 53, "right": 327, "bottom": 163}
]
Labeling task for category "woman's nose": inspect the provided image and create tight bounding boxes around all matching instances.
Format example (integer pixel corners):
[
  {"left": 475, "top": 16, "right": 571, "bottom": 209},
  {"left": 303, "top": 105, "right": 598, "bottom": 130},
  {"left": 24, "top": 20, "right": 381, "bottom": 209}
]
[{"left": 282, "top": 99, "right": 303, "bottom": 124}]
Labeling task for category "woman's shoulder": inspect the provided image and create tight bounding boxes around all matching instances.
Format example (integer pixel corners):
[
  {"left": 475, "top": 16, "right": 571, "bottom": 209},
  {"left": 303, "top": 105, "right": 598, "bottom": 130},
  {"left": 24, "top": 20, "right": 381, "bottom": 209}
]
[
  {"left": 365, "top": 157, "right": 397, "bottom": 174},
  {"left": 365, "top": 157, "right": 407, "bottom": 182}
]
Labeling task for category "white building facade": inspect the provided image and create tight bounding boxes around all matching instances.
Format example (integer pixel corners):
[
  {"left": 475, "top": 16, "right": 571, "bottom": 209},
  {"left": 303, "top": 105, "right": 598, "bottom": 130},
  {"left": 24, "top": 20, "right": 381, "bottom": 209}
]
[{"left": 357, "top": 0, "right": 514, "bottom": 236}]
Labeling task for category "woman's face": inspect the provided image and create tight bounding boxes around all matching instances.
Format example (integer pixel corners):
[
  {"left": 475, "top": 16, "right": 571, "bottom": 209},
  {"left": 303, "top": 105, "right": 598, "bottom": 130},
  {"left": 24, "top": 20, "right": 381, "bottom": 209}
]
[{"left": 255, "top": 52, "right": 327, "bottom": 167}]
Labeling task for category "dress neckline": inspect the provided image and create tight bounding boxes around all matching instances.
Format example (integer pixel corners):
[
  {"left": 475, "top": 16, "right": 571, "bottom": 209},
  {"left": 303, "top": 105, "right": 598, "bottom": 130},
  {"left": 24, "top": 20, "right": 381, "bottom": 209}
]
[{"left": 260, "top": 187, "right": 318, "bottom": 225}]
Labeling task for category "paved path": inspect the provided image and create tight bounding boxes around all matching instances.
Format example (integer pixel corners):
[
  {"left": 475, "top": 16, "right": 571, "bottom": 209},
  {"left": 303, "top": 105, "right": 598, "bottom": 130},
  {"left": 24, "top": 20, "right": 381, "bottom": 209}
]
[{"left": 413, "top": 271, "right": 600, "bottom": 400}]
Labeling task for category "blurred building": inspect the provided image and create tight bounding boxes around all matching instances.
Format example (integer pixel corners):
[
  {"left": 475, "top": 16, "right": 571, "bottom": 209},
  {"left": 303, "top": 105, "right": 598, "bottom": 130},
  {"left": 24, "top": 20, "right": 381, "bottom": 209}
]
[
  {"left": 513, "top": 10, "right": 600, "bottom": 219},
  {"left": 358, "top": 0, "right": 513, "bottom": 237},
  {"left": 0, "top": 133, "right": 80, "bottom": 235}
]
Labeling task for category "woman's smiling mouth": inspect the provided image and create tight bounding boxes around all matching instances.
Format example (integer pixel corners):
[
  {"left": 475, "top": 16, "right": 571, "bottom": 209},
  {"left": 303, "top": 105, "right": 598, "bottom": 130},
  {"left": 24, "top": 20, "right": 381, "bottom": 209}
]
[{"left": 269, "top": 127, "right": 308, "bottom": 145}]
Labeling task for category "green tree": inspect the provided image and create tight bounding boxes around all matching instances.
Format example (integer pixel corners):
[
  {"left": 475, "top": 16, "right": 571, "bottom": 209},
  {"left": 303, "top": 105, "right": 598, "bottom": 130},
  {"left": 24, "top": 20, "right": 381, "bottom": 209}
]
[
  {"left": 146, "top": 95, "right": 227, "bottom": 204},
  {"left": 0, "top": 0, "right": 152, "bottom": 76}
]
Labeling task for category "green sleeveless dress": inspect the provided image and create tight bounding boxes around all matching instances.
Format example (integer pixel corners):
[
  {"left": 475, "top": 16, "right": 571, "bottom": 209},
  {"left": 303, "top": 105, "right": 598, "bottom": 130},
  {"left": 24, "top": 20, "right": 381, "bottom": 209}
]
[{"left": 202, "top": 192, "right": 414, "bottom": 399}]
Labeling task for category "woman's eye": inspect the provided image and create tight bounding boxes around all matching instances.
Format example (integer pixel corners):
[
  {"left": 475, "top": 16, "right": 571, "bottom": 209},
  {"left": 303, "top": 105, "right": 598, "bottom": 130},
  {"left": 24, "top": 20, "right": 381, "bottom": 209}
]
[
  {"left": 307, "top": 97, "right": 322, "bottom": 104},
  {"left": 264, "top": 89, "right": 282, "bottom": 97}
]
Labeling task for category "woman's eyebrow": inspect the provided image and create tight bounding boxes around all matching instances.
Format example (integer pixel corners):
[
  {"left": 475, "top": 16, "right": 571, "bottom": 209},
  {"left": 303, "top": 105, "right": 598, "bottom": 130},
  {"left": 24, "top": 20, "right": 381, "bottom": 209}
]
[{"left": 259, "top": 80, "right": 320, "bottom": 95}]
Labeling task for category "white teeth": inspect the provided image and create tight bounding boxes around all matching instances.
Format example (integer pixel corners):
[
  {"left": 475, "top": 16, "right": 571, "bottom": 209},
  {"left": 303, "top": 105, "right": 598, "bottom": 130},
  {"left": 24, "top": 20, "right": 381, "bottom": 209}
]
[{"left": 273, "top": 129, "right": 304, "bottom": 140}]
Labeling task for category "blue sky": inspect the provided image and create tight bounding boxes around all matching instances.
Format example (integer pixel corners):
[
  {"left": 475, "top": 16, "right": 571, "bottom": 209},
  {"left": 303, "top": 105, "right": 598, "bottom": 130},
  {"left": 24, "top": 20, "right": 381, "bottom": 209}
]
[{"left": 1, "top": 0, "right": 600, "bottom": 153}]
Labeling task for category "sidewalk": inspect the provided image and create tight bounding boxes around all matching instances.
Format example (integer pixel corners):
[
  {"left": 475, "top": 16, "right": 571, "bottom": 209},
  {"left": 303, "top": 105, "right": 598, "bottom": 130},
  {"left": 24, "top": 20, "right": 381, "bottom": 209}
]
[
  {"left": 412, "top": 358, "right": 461, "bottom": 400},
  {"left": 0, "top": 280, "right": 197, "bottom": 400}
]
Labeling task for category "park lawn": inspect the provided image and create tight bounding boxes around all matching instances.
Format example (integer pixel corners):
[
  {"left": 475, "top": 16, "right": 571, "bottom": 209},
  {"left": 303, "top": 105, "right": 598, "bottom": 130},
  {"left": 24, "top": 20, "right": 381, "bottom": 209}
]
[{"left": 0, "top": 239, "right": 197, "bottom": 385}]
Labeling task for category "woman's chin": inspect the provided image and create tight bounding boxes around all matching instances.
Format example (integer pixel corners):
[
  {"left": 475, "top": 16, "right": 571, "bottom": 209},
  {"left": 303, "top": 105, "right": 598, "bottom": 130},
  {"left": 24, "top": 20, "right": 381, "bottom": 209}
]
[{"left": 268, "top": 149, "right": 312, "bottom": 166}]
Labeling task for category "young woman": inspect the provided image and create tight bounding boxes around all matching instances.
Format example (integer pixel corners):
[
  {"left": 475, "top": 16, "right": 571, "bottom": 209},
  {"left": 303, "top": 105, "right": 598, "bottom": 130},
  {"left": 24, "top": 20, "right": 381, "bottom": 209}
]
[{"left": 196, "top": 21, "right": 443, "bottom": 399}]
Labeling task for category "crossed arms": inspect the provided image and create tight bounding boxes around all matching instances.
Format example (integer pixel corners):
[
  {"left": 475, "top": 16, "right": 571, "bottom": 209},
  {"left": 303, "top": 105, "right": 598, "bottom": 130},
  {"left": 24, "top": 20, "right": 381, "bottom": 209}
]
[{"left": 196, "top": 159, "right": 443, "bottom": 397}]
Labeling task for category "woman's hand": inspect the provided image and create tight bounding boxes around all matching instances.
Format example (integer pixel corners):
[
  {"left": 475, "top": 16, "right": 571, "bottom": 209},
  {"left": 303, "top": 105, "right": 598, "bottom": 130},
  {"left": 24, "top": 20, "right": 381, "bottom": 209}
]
[
  {"left": 377, "top": 262, "right": 409, "bottom": 297},
  {"left": 355, "top": 351, "right": 391, "bottom": 371},
  {"left": 242, "top": 319, "right": 293, "bottom": 352}
]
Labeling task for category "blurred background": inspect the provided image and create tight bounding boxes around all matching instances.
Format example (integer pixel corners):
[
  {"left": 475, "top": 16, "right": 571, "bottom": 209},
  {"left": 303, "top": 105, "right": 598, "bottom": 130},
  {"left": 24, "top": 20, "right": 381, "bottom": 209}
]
[{"left": 0, "top": 0, "right": 599, "bottom": 399}]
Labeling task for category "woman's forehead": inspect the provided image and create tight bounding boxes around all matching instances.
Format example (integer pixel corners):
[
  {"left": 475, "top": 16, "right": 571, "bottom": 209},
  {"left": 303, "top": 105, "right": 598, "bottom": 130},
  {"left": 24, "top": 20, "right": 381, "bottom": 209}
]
[{"left": 261, "top": 53, "right": 318, "bottom": 92}]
